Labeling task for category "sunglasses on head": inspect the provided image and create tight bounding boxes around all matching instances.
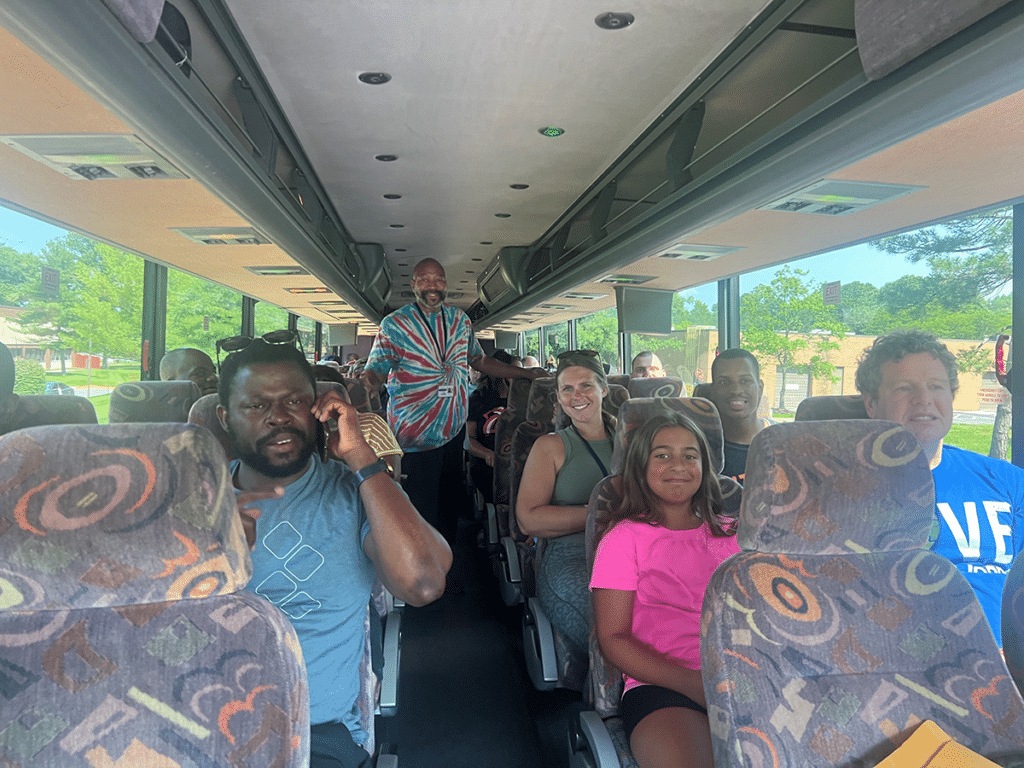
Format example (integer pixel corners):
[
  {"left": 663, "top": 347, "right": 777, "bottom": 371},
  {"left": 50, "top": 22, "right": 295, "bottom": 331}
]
[
  {"left": 215, "top": 329, "right": 304, "bottom": 370},
  {"left": 556, "top": 349, "right": 601, "bottom": 362}
]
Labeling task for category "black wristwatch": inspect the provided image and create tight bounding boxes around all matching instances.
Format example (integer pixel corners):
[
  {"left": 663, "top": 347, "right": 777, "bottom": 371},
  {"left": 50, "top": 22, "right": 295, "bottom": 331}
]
[{"left": 353, "top": 459, "right": 389, "bottom": 485}]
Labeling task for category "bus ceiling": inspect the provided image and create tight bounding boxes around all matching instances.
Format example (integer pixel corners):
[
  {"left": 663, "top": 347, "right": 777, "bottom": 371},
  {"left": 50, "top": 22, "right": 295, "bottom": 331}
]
[{"left": 1, "top": 0, "right": 1023, "bottom": 331}]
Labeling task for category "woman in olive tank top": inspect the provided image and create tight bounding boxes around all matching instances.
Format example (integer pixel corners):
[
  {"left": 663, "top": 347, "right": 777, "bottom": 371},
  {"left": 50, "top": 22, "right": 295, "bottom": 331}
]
[{"left": 517, "top": 351, "right": 616, "bottom": 663}]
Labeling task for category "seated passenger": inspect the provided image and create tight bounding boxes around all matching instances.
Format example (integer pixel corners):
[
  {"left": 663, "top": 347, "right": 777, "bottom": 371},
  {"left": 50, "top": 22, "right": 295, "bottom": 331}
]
[
  {"left": 0, "top": 341, "right": 18, "bottom": 436},
  {"left": 159, "top": 347, "right": 218, "bottom": 395},
  {"left": 856, "top": 329, "right": 1024, "bottom": 644},
  {"left": 467, "top": 350, "right": 515, "bottom": 504},
  {"left": 707, "top": 348, "right": 766, "bottom": 483},
  {"left": 630, "top": 351, "right": 664, "bottom": 379},
  {"left": 216, "top": 338, "right": 451, "bottom": 767},
  {"left": 591, "top": 411, "right": 739, "bottom": 768},
  {"left": 522, "top": 355, "right": 541, "bottom": 369},
  {"left": 517, "top": 350, "right": 615, "bottom": 658}
]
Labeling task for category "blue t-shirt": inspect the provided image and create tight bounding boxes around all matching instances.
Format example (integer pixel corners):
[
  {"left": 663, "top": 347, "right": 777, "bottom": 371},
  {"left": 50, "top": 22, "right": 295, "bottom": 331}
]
[
  {"left": 931, "top": 444, "right": 1024, "bottom": 645},
  {"left": 233, "top": 457, "right": 374, "bottom": 736}
]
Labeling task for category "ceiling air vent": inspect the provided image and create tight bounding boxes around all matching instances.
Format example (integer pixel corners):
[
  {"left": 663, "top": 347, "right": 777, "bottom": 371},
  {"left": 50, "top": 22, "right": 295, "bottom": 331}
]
[
  {"left": 1, "top": 134, "right": 188, "bottom": 180},
  {"left": 562, "top": 292, "right": 605, "bottom": 300},
  {"left": 760, "top": 179, "right": 925, "bottom": 216},
  {"left": 541, "top": 304, "right": 573, "bottom": 311},
  {"left": 244, "top": 265, "right": 309, "bottom": 276},
  {"left": 173, "top": 227, "right": 272, "bottom": 246},
  {"left": 597, "top": 274, "right": 655, "bottom": 285},
  {"left": 658, "top": 244, "right": 742, "bottom": 260}
]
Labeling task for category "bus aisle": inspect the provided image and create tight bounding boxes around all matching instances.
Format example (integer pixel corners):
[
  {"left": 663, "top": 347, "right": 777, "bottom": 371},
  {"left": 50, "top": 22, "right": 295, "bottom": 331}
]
[{"left": 379, "top": 516, "right": 583, "bottom": 767}]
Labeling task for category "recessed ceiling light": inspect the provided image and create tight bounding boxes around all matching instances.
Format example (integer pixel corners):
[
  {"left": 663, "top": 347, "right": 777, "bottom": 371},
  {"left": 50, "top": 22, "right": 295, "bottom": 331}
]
[
  {"left": 375, "top": 154, "right": 398, "bottom": 162},
  {"left": 495, "top": 213, "right": 511, "bottom": 218},
  {"left": 510, "top": 183, "right": 529, "bottom": 190},
  {"left": 389, "top": 224, "right": 404, "bottom": 228},
  {"left": 358, "top": 72, "right": 392, "bottom": 85},
  {"left": 597, "top": 274, "right": 655, "bottom": 285},
  {"left": 595, "top": 12, "right": 634, "bottom": 30},
  {"left": 471, "top": 258, "right": 483, "bottom": 261},
  {"left": 383, "top": 194, "right": 402, "bottom": 200},
  {"left": 479, "top": 241, "right": 493, "bottom": 245},
  {"left": 538, "top": 127, "right": 565, "bottom": 137},
  {"left": 395, "top": 248, "right": 407, "bottom": 252},
  {"left": 286, "top": 287, "right": 332, "bottom": 294}
]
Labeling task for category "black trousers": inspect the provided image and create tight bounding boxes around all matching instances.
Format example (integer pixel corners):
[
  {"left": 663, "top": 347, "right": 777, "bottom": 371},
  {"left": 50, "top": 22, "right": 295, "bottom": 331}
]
[
  {"left": 309, "top": 723, "right": 371, "bottom": 768},
  {"left": 400, "top": 425, "right": 467, "bottom": 545}
]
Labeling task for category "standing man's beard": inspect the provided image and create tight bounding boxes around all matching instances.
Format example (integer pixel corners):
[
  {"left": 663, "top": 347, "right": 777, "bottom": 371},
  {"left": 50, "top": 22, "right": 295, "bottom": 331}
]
[
  {"left": 229, "top": 426, "right": 316, "bottom": 478},
  {"left": 416, "top": 288, "right": 446, "bottom": 307}
]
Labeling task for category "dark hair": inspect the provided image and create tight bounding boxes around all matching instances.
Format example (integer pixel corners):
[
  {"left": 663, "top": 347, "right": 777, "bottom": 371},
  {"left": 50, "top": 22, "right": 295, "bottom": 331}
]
[
  {"left": 855, "top": 330, "right": 959, "bottom": 400},
  {"left": 0, "top": 341, "right": 14, "bottom": 399},
  {"left": 218, "top": 339, "right": 317, "bottom": 408},
  {"left": 311, "top": 364, "right": 346, "bottom": 384},
  {"left": 475, "top": 350, "right": 515, "bottom": 400},
  {"left": 611, "top": 411, "right": 732, "bottom": 537},
  {"left": 712, "top": 348, "right": 760, "bottom": 379},
  {"left": 556, "top": 351, "right": 616, "bottom": 435}
]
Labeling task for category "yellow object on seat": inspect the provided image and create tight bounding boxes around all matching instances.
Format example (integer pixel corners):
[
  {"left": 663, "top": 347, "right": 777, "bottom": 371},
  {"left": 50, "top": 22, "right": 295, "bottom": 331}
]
[{"left": 878, "top": 721, "right": 1000, "bottom": 767}]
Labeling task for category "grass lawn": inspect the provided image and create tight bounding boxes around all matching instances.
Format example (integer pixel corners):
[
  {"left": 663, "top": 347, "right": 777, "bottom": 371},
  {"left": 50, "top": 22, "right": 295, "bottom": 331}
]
[{"left": 771, "top": 410, "right": 1007, "bottom": 460}]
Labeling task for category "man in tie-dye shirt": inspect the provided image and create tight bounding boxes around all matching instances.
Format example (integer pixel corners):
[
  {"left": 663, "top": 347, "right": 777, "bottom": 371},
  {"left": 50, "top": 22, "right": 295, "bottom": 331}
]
[{"left": 363, "top": 259, "right": 543, "bottom": 547}]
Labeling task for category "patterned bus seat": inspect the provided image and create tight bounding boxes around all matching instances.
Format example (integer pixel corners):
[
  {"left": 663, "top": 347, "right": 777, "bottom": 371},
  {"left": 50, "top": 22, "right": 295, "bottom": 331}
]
[
  {"left": 625, "top": 376, "right": 684, "bottom": 399},
  {"left": 0, "top": 422, "right": 309, "bottom": 767},
  {"left": 701, "top": 420, "right": 1024, "bottom": 766},
  {"left": 9, "top": 393, "right": 98, "bottom": 430},
  {"left": 108, "top": 379, "right": 201, "bottom": 423},
  {"left": 795, "top": 393, "right": 870, "bottom": 421}
]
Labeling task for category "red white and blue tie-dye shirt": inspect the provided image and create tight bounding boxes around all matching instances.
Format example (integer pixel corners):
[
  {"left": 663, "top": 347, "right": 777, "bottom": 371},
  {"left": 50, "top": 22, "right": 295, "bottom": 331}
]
[{"left": 364, "top": 302, "right": 483, "bottom": 452}]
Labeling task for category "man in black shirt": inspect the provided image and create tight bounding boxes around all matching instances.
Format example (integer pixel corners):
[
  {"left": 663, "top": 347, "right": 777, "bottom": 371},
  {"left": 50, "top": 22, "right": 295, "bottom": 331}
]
[{"left": 708, "top": 349, "right": 765, "bottom": 484}]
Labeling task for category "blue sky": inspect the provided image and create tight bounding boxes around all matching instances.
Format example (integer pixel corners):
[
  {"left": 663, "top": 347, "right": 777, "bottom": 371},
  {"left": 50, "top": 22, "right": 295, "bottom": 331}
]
[{"left": 0, "top": 207, "right": 70, "bottom": 252}]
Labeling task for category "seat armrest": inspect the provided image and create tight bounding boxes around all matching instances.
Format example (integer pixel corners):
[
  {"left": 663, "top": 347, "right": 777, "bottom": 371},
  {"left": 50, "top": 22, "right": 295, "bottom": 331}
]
[
  {"left": 569, "top": 711, "right": 620, "bottom": 768},
  {"left": 486, "top": 502, "right": 498, "bottom": 546},
  {"left": 378, "top": 609, "right": 401, "bottom": 716},
  {"left": 498, "top": 535, "right": 523, "bottom": 606},
  {"left": 523, "top": 596, "right": 558, "bottom": 690}
]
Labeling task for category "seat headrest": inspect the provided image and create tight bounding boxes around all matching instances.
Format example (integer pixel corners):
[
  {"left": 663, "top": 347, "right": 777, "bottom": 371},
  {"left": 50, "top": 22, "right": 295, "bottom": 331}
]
[
  {"left": 794, "top": 394, "right": 870, "bottom": 421},
  {"left": 611, "top": 397, "right": 725, "bottom": 475},
  {"left": 108, "top": 380, "right": 202, "bottom": 423},
  {"left": 0, "top": 423, "right": 249, "bottom": 610},
  {"left": 626, "top": 376, "right": 685, "bottom": 398},
  {"left": 506, "top": 376, "right": 535, "bottom": 411},
  {"left": 738, "top": 420, "right": 934, "bottom": 554},
  {"left": 526, "top": 376, "right": 558, "bottom": 424}
]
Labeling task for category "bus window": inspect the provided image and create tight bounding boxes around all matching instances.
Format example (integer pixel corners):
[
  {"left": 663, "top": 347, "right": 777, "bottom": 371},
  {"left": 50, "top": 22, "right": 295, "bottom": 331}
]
[
  {"left": 575, "top": 307, "right": 621, "bottom": 375},
  {"left": 630, "top": 285, "right": 717, "bottom": 388},
  {"left": 166, "top": 269, "right": 242, "bottom": 358},
  {"left": 737, "top": 205, "right": 1012, "bottom": 458}
]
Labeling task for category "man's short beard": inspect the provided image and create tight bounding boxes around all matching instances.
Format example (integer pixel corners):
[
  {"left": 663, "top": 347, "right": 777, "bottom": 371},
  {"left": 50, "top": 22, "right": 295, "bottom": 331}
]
[
  {"left": 229, "top": 427, "right": 316, "bottom": 478},
  {"left": 416, "top": 288, "right": 446, "bottom": 305}
]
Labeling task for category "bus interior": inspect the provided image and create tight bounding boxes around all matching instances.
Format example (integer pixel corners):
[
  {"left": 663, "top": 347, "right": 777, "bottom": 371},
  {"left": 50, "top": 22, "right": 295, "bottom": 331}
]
[{"left": 2, "top": 0, "right": 1024, "bottom": 766}]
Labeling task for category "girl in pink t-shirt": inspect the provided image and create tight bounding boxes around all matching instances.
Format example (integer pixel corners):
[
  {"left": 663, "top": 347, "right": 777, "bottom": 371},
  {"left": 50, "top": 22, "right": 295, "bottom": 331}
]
[{"left": 591, "top": 411, "right": 740, "bottom": 768}]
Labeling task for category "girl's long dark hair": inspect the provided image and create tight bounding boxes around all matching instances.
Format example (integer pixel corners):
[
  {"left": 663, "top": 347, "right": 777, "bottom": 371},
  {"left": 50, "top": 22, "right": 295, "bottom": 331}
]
[{"left": 610, "top": 411, "right": 734, "bottom": 537}]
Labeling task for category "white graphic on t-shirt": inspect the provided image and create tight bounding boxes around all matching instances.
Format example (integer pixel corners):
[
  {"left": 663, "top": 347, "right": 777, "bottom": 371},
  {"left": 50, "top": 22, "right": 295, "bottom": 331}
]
[
  {"left": 253, "top": 520, "right": 326, "bottom": 620},
  {"left": 935, "top": 501, "right": 1012, "bottom": 564}
]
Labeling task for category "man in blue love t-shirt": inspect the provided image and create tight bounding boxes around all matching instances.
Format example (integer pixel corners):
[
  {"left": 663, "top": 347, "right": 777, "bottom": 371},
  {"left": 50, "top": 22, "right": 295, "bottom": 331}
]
[
  {"left": 856, "top": 329, "right": 1024, "bottom": 645},
  {"left": 216, "top": 339, "right": 452, "bottom": 767}
]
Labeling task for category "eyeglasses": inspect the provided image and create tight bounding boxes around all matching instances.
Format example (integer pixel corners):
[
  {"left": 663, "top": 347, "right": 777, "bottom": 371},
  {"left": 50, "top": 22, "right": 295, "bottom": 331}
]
[{"left": 215, "top": 329, "right": 304, "bottom": 370}]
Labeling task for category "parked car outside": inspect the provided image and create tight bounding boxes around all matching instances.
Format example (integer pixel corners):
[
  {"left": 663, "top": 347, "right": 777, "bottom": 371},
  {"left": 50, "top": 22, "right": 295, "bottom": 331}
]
[{"left": 45, "top": 381, "right": 76, "bottom": 396}]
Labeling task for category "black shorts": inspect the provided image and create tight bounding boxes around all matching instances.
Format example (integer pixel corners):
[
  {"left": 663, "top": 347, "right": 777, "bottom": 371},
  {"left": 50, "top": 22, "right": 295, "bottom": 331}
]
[{"left": 620, "top": 684, "right": 707, "bottom": 742}]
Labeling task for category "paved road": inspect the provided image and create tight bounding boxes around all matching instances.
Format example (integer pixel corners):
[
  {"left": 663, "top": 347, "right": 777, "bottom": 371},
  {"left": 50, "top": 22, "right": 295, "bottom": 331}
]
[{"left": 953, "top": 410, "right": 998, "bottom": 425}]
